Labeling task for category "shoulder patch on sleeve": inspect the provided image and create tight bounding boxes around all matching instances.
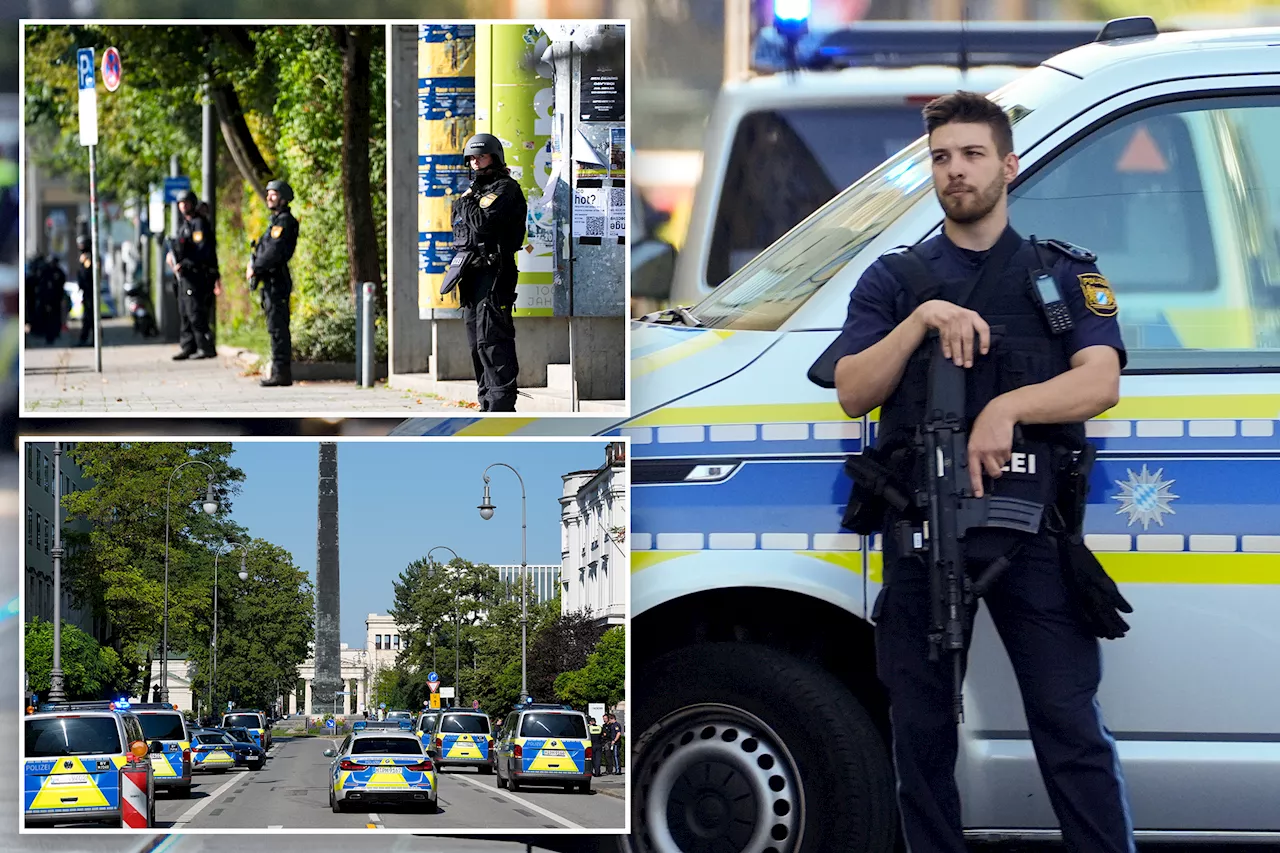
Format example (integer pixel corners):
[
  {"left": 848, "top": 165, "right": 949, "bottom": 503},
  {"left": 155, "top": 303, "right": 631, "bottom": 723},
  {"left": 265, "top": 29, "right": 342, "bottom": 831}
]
[
  {"left": 1038, "top": 238, "right": 1097, "bottom": 264},
  {"left": 270, "top": 225, "right": 283, "bottom": 239},
  {"left": 193, "top": 230, "right": 203, "bottom": 243},
  {"left": 478, "top": 192, "right": 499, "bottom": 209},
  {"left": 1078, "top": 272, "right": 1118, "bottom": 316}
]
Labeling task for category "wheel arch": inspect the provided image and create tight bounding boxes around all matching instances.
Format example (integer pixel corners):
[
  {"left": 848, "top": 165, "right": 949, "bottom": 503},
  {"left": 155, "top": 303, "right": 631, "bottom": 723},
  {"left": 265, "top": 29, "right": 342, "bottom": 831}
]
[{"left": 633, "top": 586, "right": 889, "bottom": 741}]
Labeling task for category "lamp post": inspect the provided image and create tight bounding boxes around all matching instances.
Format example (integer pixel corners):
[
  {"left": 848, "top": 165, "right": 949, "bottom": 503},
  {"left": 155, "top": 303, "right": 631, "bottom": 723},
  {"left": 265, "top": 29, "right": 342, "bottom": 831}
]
[
  {"left": 210, "top": 541, "right": 249, "bottom": 719},
  {"left": 477, "top": 463, "right": 527, "bottom": 704},
  {"left": 428, "top": 546, "right": 461, "bottom": 707},
  {"left": 49, "top": 443, "right": 66, "bottom": 702},
  {"left": 162, "top": 460, "right": 220, "bottom": 704}
]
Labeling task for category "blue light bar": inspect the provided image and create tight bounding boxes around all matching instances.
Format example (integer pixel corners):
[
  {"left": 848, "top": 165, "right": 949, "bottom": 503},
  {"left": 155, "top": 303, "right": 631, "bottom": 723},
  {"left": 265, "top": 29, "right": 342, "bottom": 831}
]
[
  {"left": 753, "top": 21, "right": 1103, "bottom": 75},
  {"left": 774, "top": 0, "right": 811, "bottom": 38},
  {"left": 399, "top": 720, "right": 412, "bottom": 730}
]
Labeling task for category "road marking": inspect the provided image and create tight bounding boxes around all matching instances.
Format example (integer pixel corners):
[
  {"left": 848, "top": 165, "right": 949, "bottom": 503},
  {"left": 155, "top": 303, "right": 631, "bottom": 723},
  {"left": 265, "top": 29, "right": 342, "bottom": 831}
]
[
  {"left": 452, "top": 773, "right": 585, "bottom": 830},
  {"left": 170, "top": 773, "right": 243, "bottom": 828},
  {"left": 368, "top": 812, "right": 381, "bottom": 822},
  {"left": 268, "top": 825, "right": 283, "bottom": 829}
]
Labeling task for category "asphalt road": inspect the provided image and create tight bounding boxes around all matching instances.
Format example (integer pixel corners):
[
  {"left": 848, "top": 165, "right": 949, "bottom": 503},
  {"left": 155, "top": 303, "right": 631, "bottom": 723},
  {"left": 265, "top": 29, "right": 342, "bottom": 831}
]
[{"left": 148, "top": 735, "right": 625, "bottom": 831}]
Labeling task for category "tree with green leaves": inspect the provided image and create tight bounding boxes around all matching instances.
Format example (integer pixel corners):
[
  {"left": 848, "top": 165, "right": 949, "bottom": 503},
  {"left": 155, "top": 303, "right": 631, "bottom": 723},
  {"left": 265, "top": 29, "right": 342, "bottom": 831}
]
[
  {"left": 22, "top": 24, "right": 389, "bottom": 361},
  {"left": 60, "top": 441, "right": 245, "bottom": 700},
  {"left": 189, "top": 539, "right": 314, "bottom": 717},
  {"left": 555, "top": 626, "right": 625, "bottom": 709},
  {"left": 526, "top": 607, "right": 608, "bottom": 705},
  {"left": 25, "top": 617, "right": 133, "bottom": 701}
]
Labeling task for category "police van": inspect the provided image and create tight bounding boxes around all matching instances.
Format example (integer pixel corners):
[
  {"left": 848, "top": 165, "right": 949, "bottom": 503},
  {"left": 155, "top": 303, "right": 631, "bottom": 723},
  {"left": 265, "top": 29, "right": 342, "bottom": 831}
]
[
  {"left": 131, "top": 702, "right": 193, "bottom": 797},
  {"left": 23, "top": 700, "right": 156, "bottom": 827},
  {"left": 222, "top": 709, "right": 270, "bottom": 750},
  {"left": 633, "top": 18, "right": 1103, "bottom": 308},
  {"left": 399, "top": 17, "right": 1280, "bottom": 851}
]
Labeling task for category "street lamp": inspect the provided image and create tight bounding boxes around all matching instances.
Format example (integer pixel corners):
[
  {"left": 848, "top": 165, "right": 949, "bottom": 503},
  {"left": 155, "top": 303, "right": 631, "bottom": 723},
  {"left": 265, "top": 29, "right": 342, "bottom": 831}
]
[
  {"left": 478, "top": 463, "right": 528, "bottom": 704},
  {"left": 49, "top": 443, "right": 66, "bottom": 702},
  {"left": 210, "top": 541, "right": 249, "bottom": 719},
  {"left": 428, "top": 546, "right": 461, "bottom": 707},
  {"left": 162, "top": 460, "right": 220, "bottom": 704}
]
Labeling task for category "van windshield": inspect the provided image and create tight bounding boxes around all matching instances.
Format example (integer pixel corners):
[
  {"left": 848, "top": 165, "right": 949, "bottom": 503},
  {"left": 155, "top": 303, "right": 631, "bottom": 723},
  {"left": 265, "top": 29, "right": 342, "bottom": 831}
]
[
  {"left": 707, "top": 105, "right": 927, "bottom": 288},
  {"left": 691, "top": 67, "right": 1064, "bottom": 331},
  {"left": 223, "top": 714, "right": 261, "bottom": 729},
  {"left": 137, "top": 712, "right": 186, "bottom": 741},
  {"left": 26, "top": 717, "right": 123, "bottom": 757}
]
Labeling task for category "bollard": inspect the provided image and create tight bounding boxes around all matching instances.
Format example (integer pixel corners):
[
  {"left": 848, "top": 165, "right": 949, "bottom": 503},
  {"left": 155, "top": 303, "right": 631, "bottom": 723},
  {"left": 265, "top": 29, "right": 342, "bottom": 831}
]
[
  {"left": 361, "top": 282, "right": 375, "bottom": 388},
  {"left": 119, "top": 762, "right": 151, "bottom": 828}
]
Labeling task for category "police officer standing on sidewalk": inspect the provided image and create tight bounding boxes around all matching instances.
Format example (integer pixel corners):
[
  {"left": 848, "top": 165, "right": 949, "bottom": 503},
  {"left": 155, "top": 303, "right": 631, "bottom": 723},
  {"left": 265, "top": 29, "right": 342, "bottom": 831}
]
[
  {"left": 832, "top": 92, "right": 1135, "bottom": 853},
  {"left": 168, "top": 191, "right": 218, "bottom": 360},
  {"left": 588, "top": 716, "right": 603, "bottom": 777},
  {"left": 247, "top": 179, "right": 299, "bottom": 387},
  {"left": 74, "top": 235, "right": 94, "bottom": 347},
  {"left": 440, "top": 133, "right": 528, "bottom": 412}
]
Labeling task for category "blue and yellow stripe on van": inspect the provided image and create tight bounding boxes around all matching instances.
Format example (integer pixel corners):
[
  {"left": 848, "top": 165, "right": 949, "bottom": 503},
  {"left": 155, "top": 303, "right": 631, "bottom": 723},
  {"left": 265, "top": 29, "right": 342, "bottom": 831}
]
[
  {"left": 149, "top": 740, "right": 189, "bottom": 781},
  {"left": 439, "top": 732, "right": 491, "bottom": 762},
  {"left": 514, "top": 737, "right": 588, "bottom": 775},
  {"left": 24, "top": 755, "right": 125, "bottom": 817}
]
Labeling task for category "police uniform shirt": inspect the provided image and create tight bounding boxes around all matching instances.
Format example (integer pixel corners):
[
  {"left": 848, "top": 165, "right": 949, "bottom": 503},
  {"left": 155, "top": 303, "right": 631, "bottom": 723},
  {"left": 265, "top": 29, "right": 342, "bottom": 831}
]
[
  {"left": 253, "top": 209, "right": 299, "bottom": 279},
  {"left": 77, "top": 252, "right": 92, "bottom": 290},
  {"left": 174, "top": 214, "right": 217, "bottom": 272},
  {"left": 835, "top": 228, "right": 1127, "bottom": 369}
]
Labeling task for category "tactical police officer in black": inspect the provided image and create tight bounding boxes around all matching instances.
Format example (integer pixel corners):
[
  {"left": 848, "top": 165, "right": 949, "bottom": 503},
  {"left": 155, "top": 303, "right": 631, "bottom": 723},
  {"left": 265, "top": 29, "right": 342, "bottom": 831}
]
[
  {"left": 74, "top": 234, "right": 93, "bottom": 347},
  {"left": 247, "top": 179, "right": 299, "bottom": 387},
  {"left": 833, "top": 92, "right": 1136, "bottom": 853},
  {"left": 169, "top": 191, "right": 219, "bottom": 360},
  {"left": 441, "top": 133, "right": 528, "bottom": 412}
]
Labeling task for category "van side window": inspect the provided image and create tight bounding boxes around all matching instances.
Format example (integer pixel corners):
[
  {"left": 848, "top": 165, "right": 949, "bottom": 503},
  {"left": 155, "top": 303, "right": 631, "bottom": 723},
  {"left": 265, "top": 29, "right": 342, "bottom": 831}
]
[{"left": 1009, "top": 94, "right": 1280, "bottom": 368}]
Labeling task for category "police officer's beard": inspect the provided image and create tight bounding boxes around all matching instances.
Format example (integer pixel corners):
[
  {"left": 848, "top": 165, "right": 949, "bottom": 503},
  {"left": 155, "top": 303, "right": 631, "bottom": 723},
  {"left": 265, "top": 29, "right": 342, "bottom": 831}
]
[{"left": 939, "top": 171, "right": 1006, "bottom": 225}]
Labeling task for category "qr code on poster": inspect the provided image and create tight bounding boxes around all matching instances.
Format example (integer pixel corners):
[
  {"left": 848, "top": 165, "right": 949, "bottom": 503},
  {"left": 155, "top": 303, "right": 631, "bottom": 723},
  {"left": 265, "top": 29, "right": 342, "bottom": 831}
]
[
  {"left": 584, "top": 217, "right": 606, "bottom": 237},
  {"left": 610, "top": 187, "right": 625, "bottom": 212}
]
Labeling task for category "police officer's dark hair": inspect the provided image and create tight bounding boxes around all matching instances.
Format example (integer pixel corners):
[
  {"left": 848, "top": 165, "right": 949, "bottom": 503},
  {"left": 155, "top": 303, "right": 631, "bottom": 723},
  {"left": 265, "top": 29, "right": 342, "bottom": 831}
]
[{"left": 922, "top": 91, "right": 1014, "bottom": 157}]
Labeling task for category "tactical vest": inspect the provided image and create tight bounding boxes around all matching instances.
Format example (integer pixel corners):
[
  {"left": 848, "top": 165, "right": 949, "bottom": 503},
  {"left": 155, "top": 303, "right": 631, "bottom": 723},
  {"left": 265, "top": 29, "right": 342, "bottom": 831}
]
[{"left": 876, "top": 234, "right": 1085, "bottom": 513}]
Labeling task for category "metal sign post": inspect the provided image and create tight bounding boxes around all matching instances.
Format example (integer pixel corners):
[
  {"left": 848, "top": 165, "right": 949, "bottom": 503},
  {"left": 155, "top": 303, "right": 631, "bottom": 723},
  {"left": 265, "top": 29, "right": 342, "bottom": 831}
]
[{"left": 77, "top": 48, "right": 102, "bottom": 373}]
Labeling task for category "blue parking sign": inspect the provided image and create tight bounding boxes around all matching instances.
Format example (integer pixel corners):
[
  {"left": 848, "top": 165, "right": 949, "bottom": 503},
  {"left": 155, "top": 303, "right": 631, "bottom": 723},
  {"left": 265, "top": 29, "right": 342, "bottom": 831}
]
[{"left": 77, "top": 48, "right": 95, "bottom": 90}]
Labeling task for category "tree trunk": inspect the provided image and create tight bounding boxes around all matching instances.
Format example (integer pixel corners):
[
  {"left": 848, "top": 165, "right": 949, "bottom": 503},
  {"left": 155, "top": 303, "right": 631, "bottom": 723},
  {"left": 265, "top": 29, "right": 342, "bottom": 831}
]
[
  {"left": 210, "top": 82, "right": 271, "bottom": 203},
  {"left": 334, "top": 26, "right": 384, "bottom": 307}
]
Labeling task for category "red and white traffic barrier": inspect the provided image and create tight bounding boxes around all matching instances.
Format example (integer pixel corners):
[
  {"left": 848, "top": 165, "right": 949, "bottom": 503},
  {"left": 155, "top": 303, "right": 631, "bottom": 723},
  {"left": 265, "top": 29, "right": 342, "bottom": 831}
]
[{"left": 120, "top": 764, "right": 151, "bottom": 828}]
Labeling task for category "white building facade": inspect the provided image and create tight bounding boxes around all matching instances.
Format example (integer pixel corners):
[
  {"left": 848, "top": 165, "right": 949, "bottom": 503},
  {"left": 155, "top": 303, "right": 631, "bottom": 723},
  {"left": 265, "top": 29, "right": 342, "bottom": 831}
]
[
  {"left": 559, "top": 442, "right": 628, "bottom": 627},
  {"left": 293, "top": 614, "right": 410, "bottom": 716}
]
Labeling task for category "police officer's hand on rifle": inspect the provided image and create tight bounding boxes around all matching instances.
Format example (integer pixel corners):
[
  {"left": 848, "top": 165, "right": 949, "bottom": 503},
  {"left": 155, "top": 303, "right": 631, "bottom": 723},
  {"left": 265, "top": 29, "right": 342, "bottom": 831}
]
[{"left": 913, "top": 299, "right": 991, "bottom": 368}]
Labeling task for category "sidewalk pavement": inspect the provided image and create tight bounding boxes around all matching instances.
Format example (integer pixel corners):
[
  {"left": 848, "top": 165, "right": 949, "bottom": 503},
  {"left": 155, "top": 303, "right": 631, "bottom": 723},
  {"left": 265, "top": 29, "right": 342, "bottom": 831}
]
[
  {"left": 22, "top": 318, "right": 464, "bottom": 415},
  {"left": 592, "top": 772, "right": 626, "bottom": 799}
]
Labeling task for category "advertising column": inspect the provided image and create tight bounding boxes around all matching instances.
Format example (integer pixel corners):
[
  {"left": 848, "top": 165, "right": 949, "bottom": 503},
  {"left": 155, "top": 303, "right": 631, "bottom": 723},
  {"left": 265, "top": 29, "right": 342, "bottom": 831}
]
[
  {"left": 417, "top": 25, "right": 476, "bottom": 318},
  {"left": 492, "top": 24, "right": 555, "bottom": 317}
]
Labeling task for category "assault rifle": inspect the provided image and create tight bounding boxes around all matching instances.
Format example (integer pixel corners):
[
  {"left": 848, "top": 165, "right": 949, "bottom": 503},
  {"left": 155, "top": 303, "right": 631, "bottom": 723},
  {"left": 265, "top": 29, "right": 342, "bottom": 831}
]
[{"left": 845, "top": 333, "right": 1046, "bottom": 722}]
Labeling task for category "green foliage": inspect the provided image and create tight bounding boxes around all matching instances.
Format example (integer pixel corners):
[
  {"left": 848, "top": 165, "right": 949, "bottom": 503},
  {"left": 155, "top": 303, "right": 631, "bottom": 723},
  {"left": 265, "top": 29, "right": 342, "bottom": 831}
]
[
  {"left": 371, "top": 667, "right": 407, "bottom": 711},
  {"left": 25, "top": 617, "right": 133, "bottom": 700},
  {"left": 555, "top": 626, "right": 625, "bottom": 709},
  {"left": 527, "top": 607, "right": 608, "bottom": 705},
  {"left": 199, "top": 539, "right": 314, "bottom": 715},
  {"left": 22, "top": 24, "right": 389, "bottom": 363}
]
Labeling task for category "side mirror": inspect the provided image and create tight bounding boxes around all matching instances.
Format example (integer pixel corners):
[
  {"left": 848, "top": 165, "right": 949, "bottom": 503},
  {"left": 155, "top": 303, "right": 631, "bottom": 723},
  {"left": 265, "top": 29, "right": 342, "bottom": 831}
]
[
  {"left": 148, "top": 740, "right": 163, "bottom": 755},
  {"left": 631, "top": 237, "right": 676, "bottom": 301},
  {"left": 322, "top": 748, "right": 335, "bottom": 758}
]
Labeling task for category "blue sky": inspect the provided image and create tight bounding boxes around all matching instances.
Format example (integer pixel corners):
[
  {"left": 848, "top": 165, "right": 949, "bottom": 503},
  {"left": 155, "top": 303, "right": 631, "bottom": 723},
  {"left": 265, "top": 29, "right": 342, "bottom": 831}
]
[{"left": 225, "top": 440, "right": 611, "bottom": 647}]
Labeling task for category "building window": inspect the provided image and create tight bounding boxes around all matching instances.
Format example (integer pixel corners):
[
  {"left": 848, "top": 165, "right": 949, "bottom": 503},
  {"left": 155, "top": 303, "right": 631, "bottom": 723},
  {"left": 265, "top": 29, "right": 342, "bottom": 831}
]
[
  {"left": 374, "top": 635, "right": 382, "bottom": 650},
  {"left": 44, "top": 519, "right": 52, "bottom": 555},
  {"left": 393, "top": 635, "right": 400, "bottom": 650},
  {"left": 26, "top": 509, "right": 33, "bottom": 546}
]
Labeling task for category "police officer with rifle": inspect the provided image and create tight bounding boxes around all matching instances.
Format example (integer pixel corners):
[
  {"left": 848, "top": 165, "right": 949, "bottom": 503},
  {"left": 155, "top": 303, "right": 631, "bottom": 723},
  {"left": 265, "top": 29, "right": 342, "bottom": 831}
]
[
  {"left": 247, "top": 179, "right": 299, "bottom": 387},
  {"left": 827, "top": 92, "right": 1135, "bottom": 853}
]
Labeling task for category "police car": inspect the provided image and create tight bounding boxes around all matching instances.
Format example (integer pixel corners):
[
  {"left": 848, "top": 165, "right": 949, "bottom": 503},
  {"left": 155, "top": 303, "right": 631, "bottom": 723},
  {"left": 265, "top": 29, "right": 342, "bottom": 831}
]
[
  {"left": 494, "top": 705, "right": 592, "bottom": 793},
  {"left": 415, "top": 708, "right": 443, "bottom": 747},
  {"left": 189, "top": 731, "right": 239, "bottom": 773},
  {"left": 324, "top": 730, "right": 438, "bottom": 813},
  {"left": 398, "top": 16, "right": 1280, "bottom": 851},
  {"left": 131, "top": 702, "right": 193, "bottom": 797},
  {"left": 430, "top": 710, "right": 494, "bottom": 773},
  {"left": 23, "top": 700, "right": 156, "bottom": 827},
  {"left": 637, "top": 16, "right": 1103, "bottom": 308},
  {"left": 222, "top": 709, "right": 270, "bottom": 750}
]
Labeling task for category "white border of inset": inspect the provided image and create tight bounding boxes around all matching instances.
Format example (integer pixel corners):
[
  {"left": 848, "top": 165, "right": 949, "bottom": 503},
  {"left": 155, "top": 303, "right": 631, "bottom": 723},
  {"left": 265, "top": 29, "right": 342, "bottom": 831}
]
[
  {"left": 17, "top": 434, "right": 631, "bottom": 836},
  {"left": 18, "top": 19, "right": 632, "bottom": 421}
]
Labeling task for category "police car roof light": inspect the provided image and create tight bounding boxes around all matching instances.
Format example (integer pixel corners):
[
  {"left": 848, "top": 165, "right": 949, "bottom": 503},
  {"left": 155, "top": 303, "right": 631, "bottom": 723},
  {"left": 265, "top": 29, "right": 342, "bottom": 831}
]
[
  {"left": 752, "top": 21, "right": 1102, "bottom": 75},
  {"left": 1095, "top": 16, "right": 1159, "bottom": 42},
  {"left": 773, "top": 0, "right": 810, "bottom": 38},
  {"left": 37, "top": 700, "right": 118, "bottom": 713}
]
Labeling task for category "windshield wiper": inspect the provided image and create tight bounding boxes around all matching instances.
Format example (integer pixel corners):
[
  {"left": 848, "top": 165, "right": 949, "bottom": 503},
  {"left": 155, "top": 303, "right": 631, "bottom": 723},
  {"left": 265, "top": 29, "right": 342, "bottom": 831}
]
[{"left": 640, "top": 305, "right": 703, "bottom": 327}]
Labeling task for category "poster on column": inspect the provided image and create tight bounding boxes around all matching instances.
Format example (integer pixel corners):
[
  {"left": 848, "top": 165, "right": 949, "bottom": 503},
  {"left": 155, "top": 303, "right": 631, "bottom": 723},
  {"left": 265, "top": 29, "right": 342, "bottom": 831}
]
[
  {"left": 573, "top": 181, "right": 608, "bottom": 243},
  {"left": 418, "top": 24, "right": 476, "bottom": 316},
  {"left": 578, "top": 31, "right": 625, "bottom": 122}
]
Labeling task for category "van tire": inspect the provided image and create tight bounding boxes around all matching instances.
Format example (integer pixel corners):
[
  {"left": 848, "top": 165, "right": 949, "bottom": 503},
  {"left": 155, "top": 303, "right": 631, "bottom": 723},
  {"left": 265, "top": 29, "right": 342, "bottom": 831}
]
[{"left": 627, "top": 641, "right": 895, "bottom": 853}]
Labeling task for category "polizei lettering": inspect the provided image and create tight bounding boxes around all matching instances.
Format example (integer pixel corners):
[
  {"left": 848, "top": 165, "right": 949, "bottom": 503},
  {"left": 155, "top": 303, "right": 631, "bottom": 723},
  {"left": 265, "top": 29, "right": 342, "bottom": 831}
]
[{"left": 1000, "top": 451, "right": 1037, "bottom": 475}]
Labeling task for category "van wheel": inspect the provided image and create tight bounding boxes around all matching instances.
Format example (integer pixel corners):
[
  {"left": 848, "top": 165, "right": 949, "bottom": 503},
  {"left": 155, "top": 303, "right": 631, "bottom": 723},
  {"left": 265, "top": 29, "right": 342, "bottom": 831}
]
[
  {"left": 509, "top": 776, "right": 521, "bottom": 793},
  {"left": 497, "top": 766, "right": 509, "bottom": 789},
  {"left": 625, "top": 642, "right": 895, "bottom": 853}
]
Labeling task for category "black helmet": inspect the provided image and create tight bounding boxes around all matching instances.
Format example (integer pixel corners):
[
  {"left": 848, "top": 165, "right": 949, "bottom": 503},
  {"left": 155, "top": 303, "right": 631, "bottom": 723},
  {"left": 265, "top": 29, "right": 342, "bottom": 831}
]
[
  {"left": 463, "top": 134, "right": 505, "bottom": 167},
  {"left": 265, "top": 179, "right": 294, "bottom": 204},
  {"left": 179, "top": 190, "right": 199, "bottom": 207}
]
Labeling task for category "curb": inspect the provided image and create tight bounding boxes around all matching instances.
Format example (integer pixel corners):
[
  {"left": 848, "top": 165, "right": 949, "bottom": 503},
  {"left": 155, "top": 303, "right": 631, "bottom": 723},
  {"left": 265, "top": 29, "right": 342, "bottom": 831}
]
[{"left": 219, "top": 347, "right": 390, "bottom": 382}]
